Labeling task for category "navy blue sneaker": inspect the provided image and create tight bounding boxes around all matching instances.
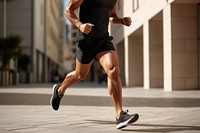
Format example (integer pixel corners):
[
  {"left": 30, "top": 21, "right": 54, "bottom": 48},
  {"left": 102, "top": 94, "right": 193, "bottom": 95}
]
[
  {"left": 116, "top": 110, "right": 139, "bottom": 129},
  {"left": 50, "top": 84, "right": 63, "bottom": 110}
]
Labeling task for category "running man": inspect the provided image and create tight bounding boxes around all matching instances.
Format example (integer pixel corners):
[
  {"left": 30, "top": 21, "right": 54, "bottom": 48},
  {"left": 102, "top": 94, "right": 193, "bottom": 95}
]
[{"left": 50, "top": 0, "right": 139, "bottom": 129}]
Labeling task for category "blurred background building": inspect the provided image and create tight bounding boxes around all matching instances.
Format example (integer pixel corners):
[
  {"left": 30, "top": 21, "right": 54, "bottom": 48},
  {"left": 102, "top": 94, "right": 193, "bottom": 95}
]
[
  {"left": 0, "top": 0, "right": 67, "bottom": 84},
  {"left": 111, "top": 0, "right": 200, "bottom": 91}
]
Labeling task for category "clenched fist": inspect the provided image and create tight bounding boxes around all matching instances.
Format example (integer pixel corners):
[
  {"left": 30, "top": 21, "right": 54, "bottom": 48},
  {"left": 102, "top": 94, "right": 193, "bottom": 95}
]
[
  {"left": 121, "top": 17, "right": 132, "bottom": 27},
  {"left": 79, "top": 23, "right": 94, "bottom": 34}
]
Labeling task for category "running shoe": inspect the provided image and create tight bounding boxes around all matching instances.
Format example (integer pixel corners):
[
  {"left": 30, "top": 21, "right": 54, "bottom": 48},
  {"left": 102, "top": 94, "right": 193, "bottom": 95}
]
[
  {"left": 116, "top": 110, "right": 139, "bottom": 129},
  {"left": 50, "top": 84, "right": 63, "bottom": 110}
]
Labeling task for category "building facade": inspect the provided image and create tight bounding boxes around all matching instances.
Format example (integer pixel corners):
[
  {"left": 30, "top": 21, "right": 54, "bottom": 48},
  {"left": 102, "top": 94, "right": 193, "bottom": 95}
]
[
  {"left": 111, "top": 0, "right": 200, "bottom": 91},
  {"left": 45, "top": 0, "right": 66, "bottom": 82},
  {"left": 64, "top": 24, "right": 77, "bottom": 72},
  {"left": 0, "top": 0, "right": 66, "bottom": 83}
]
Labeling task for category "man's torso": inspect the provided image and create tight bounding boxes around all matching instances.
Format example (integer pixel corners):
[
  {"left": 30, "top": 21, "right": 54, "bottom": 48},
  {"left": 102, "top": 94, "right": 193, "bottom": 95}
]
[{"left": 79, "top": 0, "right": 117, "bottom": 38}]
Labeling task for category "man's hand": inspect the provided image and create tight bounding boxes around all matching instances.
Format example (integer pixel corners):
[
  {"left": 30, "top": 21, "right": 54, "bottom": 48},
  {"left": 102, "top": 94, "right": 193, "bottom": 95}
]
[
  {"left": 122, "top": 17, "right": 132, "bottom": 27},
  {"left": 79, "top": 23, "right": 94, "bottom": 34}
]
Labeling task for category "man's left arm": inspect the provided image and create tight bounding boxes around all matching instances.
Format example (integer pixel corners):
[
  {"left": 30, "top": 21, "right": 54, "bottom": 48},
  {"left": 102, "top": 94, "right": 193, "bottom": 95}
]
[{"left": 109, "top": 1, "right": 132, "bottom": 27}]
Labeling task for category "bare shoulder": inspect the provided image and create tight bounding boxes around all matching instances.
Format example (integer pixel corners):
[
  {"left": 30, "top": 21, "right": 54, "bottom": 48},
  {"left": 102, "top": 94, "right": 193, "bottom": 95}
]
[
  {"left": 67, "top": 0, "right": 84, "bottom": 9},
  {"left": 69, "top": 0, "right": 84, "bottom": 4}
]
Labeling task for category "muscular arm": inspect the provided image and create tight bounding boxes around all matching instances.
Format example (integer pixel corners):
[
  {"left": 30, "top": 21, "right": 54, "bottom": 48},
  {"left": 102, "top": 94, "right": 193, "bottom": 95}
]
[
  {"left": 109, "top": 0, "right": 132, "bottom": 26},
  {"left": 109, "top": 2, "right": 122, "bottom": 24},
  {"left": 65, "top": 0, "right": 83, "bottom": 28},
  {"left": 65, "top": 0, "right": 93, "bottom": 34}
]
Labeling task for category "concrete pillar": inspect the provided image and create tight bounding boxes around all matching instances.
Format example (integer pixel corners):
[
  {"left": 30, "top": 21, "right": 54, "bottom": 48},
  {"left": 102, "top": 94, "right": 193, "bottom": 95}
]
[
  {"left": 124, "top": 36, "right": 130, "bottom": 86},
  {"left": 9, "top": 72, "right": 13, "bottom": 85},
  {"left": 44, "top": 56, "right": 47, "bottom": 83},
  {"left": 13, "top": 72, "right": 19, "bottom": 85},
  {"left": 3, "top": 71, "right": 9, "bottom": 86},
  {"left": 143, "top": 21, "right": 150, "bottom": 89},
  {"left": 0, "top": 71, "right": 2, "bottom": 86},
  {"left": 163, "top": 4, "right": 172, "bottom": 91}
]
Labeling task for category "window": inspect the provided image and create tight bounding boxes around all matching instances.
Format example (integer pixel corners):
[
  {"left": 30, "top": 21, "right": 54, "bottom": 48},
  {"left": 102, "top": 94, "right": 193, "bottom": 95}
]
[{"left": 133, "top": 0, "right": 139, "bottom": 12}]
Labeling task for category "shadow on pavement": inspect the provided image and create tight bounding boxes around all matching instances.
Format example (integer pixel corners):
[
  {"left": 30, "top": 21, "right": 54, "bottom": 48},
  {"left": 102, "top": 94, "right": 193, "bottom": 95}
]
[
  {"left": 86, "top": 120, "right": 200, "bottom": 132},
  {"left": 122, "top": 123, "right": 200, "bottom": 132},
  {"left": 0, "top": 93, "right": 200, "bottom": 107}
]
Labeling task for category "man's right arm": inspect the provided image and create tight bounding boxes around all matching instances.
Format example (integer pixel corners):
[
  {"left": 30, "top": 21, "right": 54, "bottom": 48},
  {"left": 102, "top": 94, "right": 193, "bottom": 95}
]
[
  {"left": 65, "top": 0, "right": 83, "bottom": 29},
  {"left": 65, "top": 0, "right": 94, "bottom": 34}
]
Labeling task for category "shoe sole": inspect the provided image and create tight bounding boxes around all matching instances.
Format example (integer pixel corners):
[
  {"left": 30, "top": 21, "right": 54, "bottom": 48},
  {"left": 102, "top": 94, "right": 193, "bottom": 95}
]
[
  {"left": 117, "top": 114, "right": 139, "bottom": 129},
  {"left": 50, "top": 84, "right": 57, "bottom": 106},
  {"left": 116, "top": 115, "right": 134, "bottom": 129}
]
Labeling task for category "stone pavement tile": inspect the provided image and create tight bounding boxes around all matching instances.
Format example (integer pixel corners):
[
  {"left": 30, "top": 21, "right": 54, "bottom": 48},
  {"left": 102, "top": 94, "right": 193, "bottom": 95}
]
[
  {"left": 0, "top": 129, "right": 15, "bottom": 133},
  {"left": 134, "top": 107, "right": 200, "bottom": 133},
  {"left": 1, "top": 105, "right": 200, "bottom": 133},
  {"left": 0, "top": 106, "right": 115, "bottom": 133},
  {"left": 1, "top": 82, "right": 200, "bottom": 133}
]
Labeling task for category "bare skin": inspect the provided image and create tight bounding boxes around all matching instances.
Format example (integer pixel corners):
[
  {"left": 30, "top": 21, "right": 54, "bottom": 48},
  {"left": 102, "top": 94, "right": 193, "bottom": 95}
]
[{"left": 59, "top": 0, "right": 132, "bottom": 118}]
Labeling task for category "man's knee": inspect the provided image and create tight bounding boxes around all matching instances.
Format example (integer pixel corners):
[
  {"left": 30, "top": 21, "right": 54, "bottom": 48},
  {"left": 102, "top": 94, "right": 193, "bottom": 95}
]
[
  {"left": 74, "top": 72, "right": 87, "bottom": 81},
  {"left": 108, "top": 66, "right": 120, "bottom": 81}
]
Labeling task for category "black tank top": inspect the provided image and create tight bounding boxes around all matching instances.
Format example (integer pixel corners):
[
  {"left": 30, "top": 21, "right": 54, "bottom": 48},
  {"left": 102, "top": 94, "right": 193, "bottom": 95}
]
[{"left": 79, "top": 0, "right": 117, "bottom": 38}]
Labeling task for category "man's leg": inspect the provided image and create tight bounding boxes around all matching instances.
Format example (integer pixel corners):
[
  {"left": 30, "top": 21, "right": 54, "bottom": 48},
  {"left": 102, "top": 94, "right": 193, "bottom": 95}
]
[
  {"left": 50, "top": 59, "right": 92, "bottom": 110},
  {"left": 107, "top": 76, "right": 123, "bottom": 116},
  {"left": 58, "top": 59, "right": 93, "bottom": 95},
  {"left": 96, "top": 51, "right": 122, "bottom": 117},
  {"left": 96, "top": 51, "right": 139, "bottom": 129}
]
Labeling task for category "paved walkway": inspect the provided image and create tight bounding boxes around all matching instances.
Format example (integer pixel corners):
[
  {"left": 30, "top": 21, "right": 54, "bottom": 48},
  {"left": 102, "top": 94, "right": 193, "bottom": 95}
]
[{"left": 0, "top": 82, "right": 200, "bottom": 133}]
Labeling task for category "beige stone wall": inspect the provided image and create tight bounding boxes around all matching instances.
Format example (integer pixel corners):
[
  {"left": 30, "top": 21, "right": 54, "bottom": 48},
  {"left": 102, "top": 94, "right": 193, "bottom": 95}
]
[
  {"left": 128, "top": 34, "right": 143, "bottom": 86},
  {"left": 171, "top": 4, "right": 199, "bottom": 89},
  {"left": 149, "top": 16, "right": 164, "bottom": 88}
]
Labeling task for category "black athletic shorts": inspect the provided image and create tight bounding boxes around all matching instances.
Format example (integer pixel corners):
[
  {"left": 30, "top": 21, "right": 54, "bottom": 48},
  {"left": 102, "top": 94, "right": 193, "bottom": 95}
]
[{"left": 75, "top": 32, "right": 116, "bottom": 64}]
